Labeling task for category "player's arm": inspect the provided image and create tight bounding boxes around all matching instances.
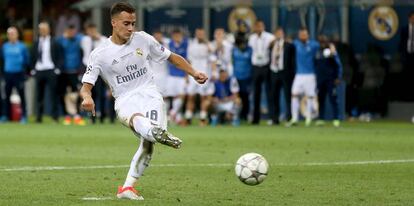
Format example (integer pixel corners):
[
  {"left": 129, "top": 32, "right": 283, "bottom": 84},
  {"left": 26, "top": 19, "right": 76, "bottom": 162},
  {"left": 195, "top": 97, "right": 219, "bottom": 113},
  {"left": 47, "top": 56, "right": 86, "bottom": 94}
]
[
  {"left": 80, "top": 83, "right": 96, "bottom": 116},
  {"left": 167, "top": 53, "right": 208, "bottom": 84}
]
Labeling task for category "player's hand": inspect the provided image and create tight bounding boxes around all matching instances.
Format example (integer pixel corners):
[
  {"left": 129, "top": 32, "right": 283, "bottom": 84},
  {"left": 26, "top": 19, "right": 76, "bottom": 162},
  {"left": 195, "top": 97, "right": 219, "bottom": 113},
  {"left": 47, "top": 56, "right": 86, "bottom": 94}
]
[
  {"left": 193, "top": 71, "right": 208, "bottom": 84},
  {"left": 81, "top": 96, "right": 96, "bottom": 116}
]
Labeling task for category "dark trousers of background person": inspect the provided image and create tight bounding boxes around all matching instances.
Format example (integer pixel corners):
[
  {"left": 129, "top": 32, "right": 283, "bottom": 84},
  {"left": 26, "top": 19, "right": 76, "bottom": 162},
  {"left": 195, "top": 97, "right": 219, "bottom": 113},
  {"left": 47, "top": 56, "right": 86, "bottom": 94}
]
[
  {"left": 318, "top": 80, "right": 339, "bottom": 120},
  {"left": 236, "top": 78, "right": 251, "bottom": 121},
  {"left": 91, "top": 77, "right": 107, "bottom": 124},
  {"left": 58, "top": 73, "right": 79, "bottom": 116},
  {"left": 35, "top": 70, "right": 58, "bottom": 122},
  {"left": 252, "top": 65, "right": 271, "bottom": 124},
  {"left": 4, "top": 72, "right": 26, "bottom": 119},
  {"left": 402, "top": 53, "right": 414, "bottom": 100},
  {"left": 269, "top": 70, "right": 293, "bottom": 124}
]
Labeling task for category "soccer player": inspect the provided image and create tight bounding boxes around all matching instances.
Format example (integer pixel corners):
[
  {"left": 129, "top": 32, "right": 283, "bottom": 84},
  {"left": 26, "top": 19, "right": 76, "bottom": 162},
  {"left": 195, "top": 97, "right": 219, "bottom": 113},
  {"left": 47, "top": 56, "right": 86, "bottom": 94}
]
[
  {"left": 185, "top": 28, "right": 213, "bottom": 126},
  {"left": 80, "top": 2, "right": 207, "bottom": 200},
  {"left": 287, "top": 28, "right": 320, "bottom": 127},
  {"left": 211, "top": 69, "right": 241, "bottom": 126},
  {"left": 165, "top": 29, "right": 188, "bottom": 125}
]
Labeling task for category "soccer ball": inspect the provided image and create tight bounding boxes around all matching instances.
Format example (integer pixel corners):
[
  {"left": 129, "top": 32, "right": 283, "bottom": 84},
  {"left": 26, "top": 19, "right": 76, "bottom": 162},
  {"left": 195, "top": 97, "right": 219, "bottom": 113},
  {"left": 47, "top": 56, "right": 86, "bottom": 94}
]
[{"left": 235, "top": 153, "right": 269, "bottom": 186}]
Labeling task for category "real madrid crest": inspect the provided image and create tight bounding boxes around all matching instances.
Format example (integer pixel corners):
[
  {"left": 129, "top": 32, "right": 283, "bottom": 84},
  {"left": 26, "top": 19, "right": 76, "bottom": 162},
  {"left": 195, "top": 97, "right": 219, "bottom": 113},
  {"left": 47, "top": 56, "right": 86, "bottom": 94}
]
[
  {"left": 228, "top": 5, "right": 257, "bottom": 33},
  {"left": 368, "top": 6, "right": 399, "bottom": 41},
  {"left": 135, "top": 48, "right": 143, "bottom": 56}
]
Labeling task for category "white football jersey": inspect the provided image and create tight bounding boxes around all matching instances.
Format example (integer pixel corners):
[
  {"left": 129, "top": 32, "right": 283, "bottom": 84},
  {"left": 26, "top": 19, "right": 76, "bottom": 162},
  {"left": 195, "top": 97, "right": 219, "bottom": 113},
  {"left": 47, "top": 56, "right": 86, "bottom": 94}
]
[
  {"left": 187, "top": 38, "right": 210, "bottom": 75},
  {"left": 82, "top": 31, "right": 171, "bottom": 99}
]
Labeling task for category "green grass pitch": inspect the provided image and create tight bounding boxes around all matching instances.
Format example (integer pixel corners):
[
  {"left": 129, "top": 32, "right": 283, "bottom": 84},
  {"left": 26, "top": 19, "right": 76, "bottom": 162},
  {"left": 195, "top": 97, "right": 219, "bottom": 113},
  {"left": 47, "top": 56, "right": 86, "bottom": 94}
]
[{"left": 0, "top": 121, "right": 413, "bottom": 205}]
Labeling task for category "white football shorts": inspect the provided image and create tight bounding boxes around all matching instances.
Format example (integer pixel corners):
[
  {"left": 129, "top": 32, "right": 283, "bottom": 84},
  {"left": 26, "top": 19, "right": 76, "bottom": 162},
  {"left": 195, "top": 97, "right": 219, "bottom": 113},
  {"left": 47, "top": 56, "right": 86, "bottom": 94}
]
[
  {"left": 115, "top": 86, "right": 167, "bottom": 131},
  {"left": 186, "top": 78, "right": 215, "bottom": 96},
  {"left": 165, "top": 75, "right": 186, "bottom": 97},
  {"left": 291, "top": 74, "right": 316, "bottom": 97}
]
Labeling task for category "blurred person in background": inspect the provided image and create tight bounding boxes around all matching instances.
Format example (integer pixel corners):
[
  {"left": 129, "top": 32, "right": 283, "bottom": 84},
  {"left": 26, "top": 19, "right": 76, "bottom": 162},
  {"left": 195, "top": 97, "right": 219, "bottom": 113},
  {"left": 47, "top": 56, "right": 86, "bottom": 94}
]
[
  {"left": 166, "top": 29, "right": 188, "bottom": 125},
  {"left": 81, "top": 22, "right": 110, "bottom": 124},
  {"left": 55, "top": 9, "right": 81, "bottom": 37},
  {"left": 400, "top": 11, "right": 414, "bottom": 121},
  {"left": 211, "top": 68, "right": 241, "bottom": 126},
  {"left": 268, "top": 27, "right": 295, "bottom": 125},
  {"left": 31, "top": 21, "right": 63, "bottom": 123},
  {"left": 248, "top": 20, "right": 275, "bottom": 124},
  {"left": 315, "top": 35, "right": 343, "bottom": 127},
  {"left": 0, "top": 26, "right": 29, "bottom": 123},
  {"left": 185, "top": 28, "right": 213, "bottom": 126},
  {"left": 210, "top": 28, "right": 233, "bottom": 76},
  {"left": 57, "top": 24, "right": 84, "bottom": 125},
  {"left": 231, "top": 33, "right": 252, "bottom": 121},
  {"left": 287, "top": 28, "right": 320, "bottom": 127}
]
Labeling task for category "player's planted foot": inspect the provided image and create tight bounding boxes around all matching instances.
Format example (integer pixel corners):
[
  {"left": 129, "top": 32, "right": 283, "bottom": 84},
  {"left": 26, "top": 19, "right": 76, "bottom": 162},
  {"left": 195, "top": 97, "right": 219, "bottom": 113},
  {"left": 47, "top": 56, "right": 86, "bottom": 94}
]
[
  {"left": 117, "top": 186, "right": 144, "bottom": 200},
  {"left": 151, "top": 126, "right": 182, "bottom": 149}
]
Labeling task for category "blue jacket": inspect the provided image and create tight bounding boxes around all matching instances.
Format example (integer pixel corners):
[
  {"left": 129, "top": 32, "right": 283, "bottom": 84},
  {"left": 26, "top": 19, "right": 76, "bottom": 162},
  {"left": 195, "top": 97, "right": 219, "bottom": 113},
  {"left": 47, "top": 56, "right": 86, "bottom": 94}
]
[
  {"left": 168, "top": 39, "right": 188, "bottom": 77},
  {"left": 1, "top": 41, "right": 30, "bottom": 73},
  {"left": 293, "top": 39, "right": 320, "bottom": 74},
  {"left": 57, "top": 34, "right": 83, "bottom": 72},
  {"left": 315, "top": 49, "right": 343, "bottom": 83},
  {"left": 232, "top": 46, "right": 252, "bottom": 80}
]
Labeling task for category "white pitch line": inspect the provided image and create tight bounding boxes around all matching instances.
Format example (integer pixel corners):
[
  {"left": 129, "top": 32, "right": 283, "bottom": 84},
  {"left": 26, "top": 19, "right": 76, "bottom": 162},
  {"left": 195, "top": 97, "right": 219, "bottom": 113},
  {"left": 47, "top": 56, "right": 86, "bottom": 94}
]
[
  {"left": 1, "top": 159, "right": 414, "bottom": 172},
  {"left": 81, "top": 197, "right": 114, "bottom": 201}
]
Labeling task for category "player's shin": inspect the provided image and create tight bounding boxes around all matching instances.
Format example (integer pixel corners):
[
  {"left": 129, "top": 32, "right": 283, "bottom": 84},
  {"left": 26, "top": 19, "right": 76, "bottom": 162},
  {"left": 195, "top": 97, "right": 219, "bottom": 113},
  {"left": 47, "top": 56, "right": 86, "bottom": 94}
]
[{"left": 123, "top": 140, "right": 153, "bottom": 188}]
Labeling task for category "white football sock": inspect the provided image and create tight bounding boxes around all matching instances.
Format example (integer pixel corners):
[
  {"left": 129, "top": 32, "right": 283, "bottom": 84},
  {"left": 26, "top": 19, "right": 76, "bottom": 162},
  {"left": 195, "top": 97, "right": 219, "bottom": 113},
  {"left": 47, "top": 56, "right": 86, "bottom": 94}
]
[
  {"left": 306, "top": 97, "right": 314, "bottom": 120},
  {"left": 200, "top": 111, "right": 207, "bottom": 120},
  {"left": 124, "top": 140, "right": 153, "bottom": 188},
  {"left": 185, "top": 110, "right": 193, "bottom": 120},
  {"left": 171, "top": 98, "right": 183, "bottom": 114},
  {"left": 291, "top": 96, "right": 300, "bottom": 122},
  {"left": 132, "top": 115, "right": 156, "bottom": 142},
  {"left": 123, "top": 175, "right": 138, "bottom": 188}
]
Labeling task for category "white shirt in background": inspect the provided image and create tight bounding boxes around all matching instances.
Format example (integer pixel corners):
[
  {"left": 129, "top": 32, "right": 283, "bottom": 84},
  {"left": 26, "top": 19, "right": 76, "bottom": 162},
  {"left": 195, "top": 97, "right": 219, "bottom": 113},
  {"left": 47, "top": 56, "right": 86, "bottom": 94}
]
[
  {"left": 248, "top": 31, "right": 275, "bottom": 66},
  {"left": 270, "top": 39, "right": 284, "bottom": 73},
  {"left": 187, "top": 38, "right": 211, "bottom": 75},
  {"left": 81, "top": 35, "right": 108, "bottom": 66},
  {"left": 35, "top": 35, "right": 55, "bottom": 71}
]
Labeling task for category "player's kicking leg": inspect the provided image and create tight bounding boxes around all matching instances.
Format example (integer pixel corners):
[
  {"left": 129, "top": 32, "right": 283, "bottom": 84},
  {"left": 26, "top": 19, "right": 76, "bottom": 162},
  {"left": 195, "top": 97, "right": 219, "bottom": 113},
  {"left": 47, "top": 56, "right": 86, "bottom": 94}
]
[{"left": 130, "top": 113, "right": 182, "bottom": 149}]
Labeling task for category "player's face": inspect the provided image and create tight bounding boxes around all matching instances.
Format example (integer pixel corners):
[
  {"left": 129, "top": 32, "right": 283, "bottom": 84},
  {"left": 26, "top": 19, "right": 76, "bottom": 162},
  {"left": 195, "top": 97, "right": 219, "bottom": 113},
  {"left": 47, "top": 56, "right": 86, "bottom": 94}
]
[
  {"left": 254, "top": 22, "right": 264, "bottom": 33},
  {"left": 86, "top": 27, "right": 97, "bottom": 37},
  {"left": 275, "top": 29, "right": 284, "bottom": 40},
  {"left": 214, "top": 29, "right": 224, "bottom": 41},
  {"left": 65, "top": 28, "right": 77, "bottom": 38},
  {"left": 298, "top": 30, "right": 309, "bottom": 42},
  {"left": 7, "top": 27, "right": 18, "bottom": 42},
  {"left": 410, "top": 15, "right": 414, "bottom": 24},
  {"left": 112, "top": 11, "right": 136, "bottom": 41},
  {"left": 172, "top": 32, "right": 182, "bottom": 43},
  {"left": 38, "top": 23, "right": 50, "bottom": 37},
  {"left": 195, "top": 29, "right": 205, "bottom": 40},
  {"left": 219, "top": 71, "right": 228, "bottom": 82}
]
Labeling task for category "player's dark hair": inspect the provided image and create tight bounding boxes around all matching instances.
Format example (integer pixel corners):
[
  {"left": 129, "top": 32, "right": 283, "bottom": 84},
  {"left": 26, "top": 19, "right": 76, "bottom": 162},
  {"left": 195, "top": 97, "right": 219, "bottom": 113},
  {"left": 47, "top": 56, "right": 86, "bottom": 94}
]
[
  {"left": 85, "top": 22, "right": 96, "bottom": 28},
  {"left": 299, "top": 27, "right": 308, "bottom": 32},
  {"left": 172, "top": 29, "right": 182, "bottom": 34},
  {"left": 409, "top": 11, "right": 414, "bottom": 18},
  {"left": 255, "top": 19, "right": 264, "bottom": 25},
  {"left": 66, "top": 24, "right": 76, "bottom": 29},
  {"left": 110, "top": 2, "right": 136, "bottom": 18}
]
